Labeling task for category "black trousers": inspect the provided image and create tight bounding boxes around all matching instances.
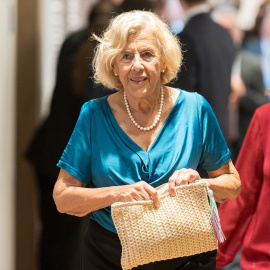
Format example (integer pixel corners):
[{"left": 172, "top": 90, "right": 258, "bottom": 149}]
[{"left": 81, "top": 219, "right": 217, "bottom": 270}]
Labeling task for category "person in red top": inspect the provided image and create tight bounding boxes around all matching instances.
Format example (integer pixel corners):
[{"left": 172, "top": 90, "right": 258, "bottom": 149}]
[{"left": 216, "top": 102, "right": 270, "bottom": 269}]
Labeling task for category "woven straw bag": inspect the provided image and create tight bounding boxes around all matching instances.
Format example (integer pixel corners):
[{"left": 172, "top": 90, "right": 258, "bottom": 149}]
[{"left": 111, "top": 180, "right": 224, "bottom": 270}]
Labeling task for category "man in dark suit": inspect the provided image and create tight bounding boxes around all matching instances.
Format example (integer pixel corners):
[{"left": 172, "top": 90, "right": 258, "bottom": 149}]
[{"left": 174, "top": 0, "right": 235, "bottom": 143}]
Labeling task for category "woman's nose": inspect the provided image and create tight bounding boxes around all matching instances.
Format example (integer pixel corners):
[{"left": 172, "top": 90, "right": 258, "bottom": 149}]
[{"left": 132, "top": 55, "right": 143, "bottom": 71}]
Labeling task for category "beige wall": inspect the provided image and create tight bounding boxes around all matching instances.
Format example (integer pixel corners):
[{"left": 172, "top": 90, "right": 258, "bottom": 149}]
[
  {"left": 0, "top": 0, "right": 17, "bottom": 269},
  {"left": 16, "top": 0, "right": 40, "bottom": 269}
]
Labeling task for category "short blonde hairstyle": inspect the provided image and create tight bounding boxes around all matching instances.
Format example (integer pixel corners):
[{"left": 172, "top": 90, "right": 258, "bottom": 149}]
[{"left": 92, "top": 10, "right": 182, "bottom": 90}]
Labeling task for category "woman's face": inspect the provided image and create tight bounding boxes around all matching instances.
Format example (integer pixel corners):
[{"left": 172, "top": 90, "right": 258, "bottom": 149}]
[{"left": 113, "top": 30, "right": 165, "bottom": 98}]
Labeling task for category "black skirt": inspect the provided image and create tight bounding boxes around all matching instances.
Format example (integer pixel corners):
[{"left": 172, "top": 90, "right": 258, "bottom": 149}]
[{"left": 81, "top": 219, "right": 217, "bottom": 270}]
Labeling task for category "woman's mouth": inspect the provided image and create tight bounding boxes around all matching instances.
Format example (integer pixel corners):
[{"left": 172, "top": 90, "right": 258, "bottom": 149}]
[{"left": 130, "top": 78, "right": 147, "bottom": 83}]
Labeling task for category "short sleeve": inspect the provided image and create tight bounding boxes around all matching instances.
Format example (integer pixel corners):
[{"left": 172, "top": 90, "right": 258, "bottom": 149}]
[
  {"left": 196, "top": 94, "right": 231, "bottom": 171},
  {"left": 57, "top": 102, "right": 92, "bottom": 184}
]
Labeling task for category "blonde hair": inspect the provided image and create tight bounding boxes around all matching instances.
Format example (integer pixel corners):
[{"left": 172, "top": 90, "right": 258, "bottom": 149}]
[{"left": 92, "top": 10, "right": 182, "bottom": 90}]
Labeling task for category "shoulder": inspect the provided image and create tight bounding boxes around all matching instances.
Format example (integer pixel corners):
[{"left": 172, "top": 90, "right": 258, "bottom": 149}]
[
  {"left": 65, "top": 29, "right": 87, "bottom": 43},
  {"left": 197, "top": 14, "right": 230, "bottom": 34},
  {"left": 176, "top": 89, "right": 203, "bottom": 101},
  {"left": 183, "top": 91, "right": 215, "bottom": 120},
  {"left": 175, "top": 90, "right": 210, "bottom": 113},
  {"left": 244, "top": 104, "right": 270, "bottom": 142},
  {"left": 60, "top": 29, "right": 87, "bottom": 56},
  {"left": 183, "top": 13, "right": 224, "bottom": 32},
  {"left": 180, "top": 90, "right": 208, "bottom": 106},
  {"left": 81, "top": 96, "right": 109, "bottom": 115},
  {"left": 178, "top": 23, "right": 196, "bottom": 42},
  {"left": 255, "top": 103, "right": 270, "bottom": 121},
  {"left": 179, "top": 14, "right": 232, "bottom": 48}
]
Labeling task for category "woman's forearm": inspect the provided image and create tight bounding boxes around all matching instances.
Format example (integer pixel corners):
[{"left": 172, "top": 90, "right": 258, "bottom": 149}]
[
  {"left": 53, "top": 169, "right": 160, "bottom": 216},
  {"left": 53, "top": 169, "right": 120, "bottom": 217},
  {"left": 206, "top": 160, "right": 241, "bottom": 203},
  {"left": 54, "top": 185, "right": 120, "bottom": 217},
  {"left": 206, "top": 174, "right": 240, "bottom": 203}
]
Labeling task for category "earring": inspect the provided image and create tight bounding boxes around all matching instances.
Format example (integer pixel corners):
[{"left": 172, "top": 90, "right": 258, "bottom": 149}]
[
  {"left": 162, "top": 70, "right": 165, "bottom": 73},
  {"left": 115, "top": 73, "right": 118, "bottom": 76}
]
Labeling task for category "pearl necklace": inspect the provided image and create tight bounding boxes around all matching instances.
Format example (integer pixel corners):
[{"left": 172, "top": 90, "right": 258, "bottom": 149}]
[{"left": 123, "top": 87, "right": 164, "bottom": 131}]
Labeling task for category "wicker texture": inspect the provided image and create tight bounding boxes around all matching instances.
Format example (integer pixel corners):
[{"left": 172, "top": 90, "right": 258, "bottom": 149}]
[{"left": 111, "top": 181, "right": 217, "bottom": 270}]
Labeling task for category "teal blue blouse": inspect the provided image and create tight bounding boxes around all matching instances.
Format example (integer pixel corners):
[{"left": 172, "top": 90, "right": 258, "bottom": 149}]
[{"left": 57, "top": 90, "right": 231, "bottom": 233}]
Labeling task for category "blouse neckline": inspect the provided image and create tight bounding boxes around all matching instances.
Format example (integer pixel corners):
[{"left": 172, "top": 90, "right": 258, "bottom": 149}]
[{"left": 105, "top": 90, "right": 182, "bottom": 155}]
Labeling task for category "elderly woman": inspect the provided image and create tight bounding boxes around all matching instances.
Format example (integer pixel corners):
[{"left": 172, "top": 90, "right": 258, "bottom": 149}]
[{"left": 53, "top": 11, "right": 240, "bottom": 270}]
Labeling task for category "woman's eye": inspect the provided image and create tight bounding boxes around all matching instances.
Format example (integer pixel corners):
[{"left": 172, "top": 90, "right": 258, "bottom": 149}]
[
  {"left": 143, "top": 51, "right": 153, "bottom": 58},
  {"left": 123, "top": 53, "right": 132, "bottom": 60}
]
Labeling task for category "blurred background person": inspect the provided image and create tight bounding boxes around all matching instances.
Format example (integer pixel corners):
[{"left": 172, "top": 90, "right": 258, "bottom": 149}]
[
  {"left": 216, "top": 101, "right": 270, "bottom": 270},
  {"left": 26, "top": 1, "right": 119, "bottom": 269},
  {"left": 259, "top": 0, "right": 270, "bottom": 99},
  {"left": 242, "top": 0, "right": 267, "bottom": 54},
  {"left": 173, "top": 0, "right": 235, "bottom": 147},
  {"left": 212, "top": 2, "right": 268, "bottom": 162},
  {"left": 242, "top": 0, "right": 270, "bottom": 98}
]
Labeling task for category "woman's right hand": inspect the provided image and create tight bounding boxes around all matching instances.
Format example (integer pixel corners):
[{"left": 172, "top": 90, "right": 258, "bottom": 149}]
[
  {"left": 115, "top": 181, "right": 160, "bottom": 208},
  {"left": 54, "top": 170, "right": 160, "bottom": 216}
]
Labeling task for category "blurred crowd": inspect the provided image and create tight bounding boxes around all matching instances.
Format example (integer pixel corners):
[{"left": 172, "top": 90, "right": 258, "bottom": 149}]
[{"left": 26, "top": 0, "right": 270, "bottom": 269}]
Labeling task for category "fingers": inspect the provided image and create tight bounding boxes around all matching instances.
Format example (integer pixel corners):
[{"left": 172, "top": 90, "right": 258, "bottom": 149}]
[
  {"left": 134, "top": 188, "right": 151, "bottom": 201},
  {"left": 168, "top": 169, "right": 201, "bottom": 197},
  {"left": 119, "top": 181, "right": 160, "bottom": 208},
  {"left": 168, "top": 175, "right": 177, "bottom": 197},
  {"left": 144, "top": 183, "right": 160, "bottom": 209}
]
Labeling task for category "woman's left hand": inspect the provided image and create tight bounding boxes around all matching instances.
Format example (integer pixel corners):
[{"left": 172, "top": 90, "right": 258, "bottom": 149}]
[{"left": 168, "top": 169, "right": 201, "bottom": 197}]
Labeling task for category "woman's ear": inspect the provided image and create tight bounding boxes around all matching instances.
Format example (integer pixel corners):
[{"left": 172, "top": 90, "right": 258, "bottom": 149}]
[
  {"left": 162, "top": 62, "right": 166, "bottom": 73},
  {"left": 112, "top": 64, "right": 118, "bottom": 76}
]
